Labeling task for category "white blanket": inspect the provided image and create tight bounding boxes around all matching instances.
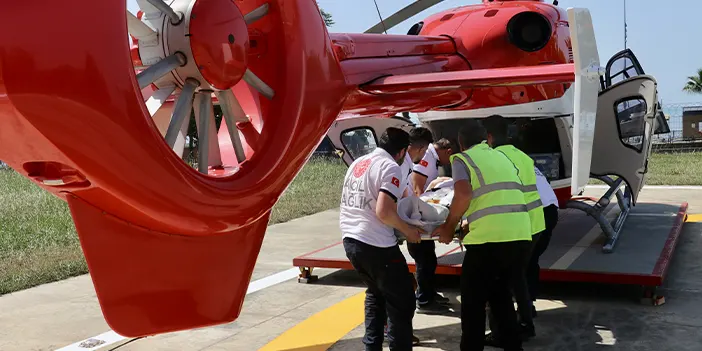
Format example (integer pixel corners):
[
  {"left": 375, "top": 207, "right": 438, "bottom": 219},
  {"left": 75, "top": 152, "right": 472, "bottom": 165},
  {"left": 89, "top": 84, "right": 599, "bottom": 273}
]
[{"left": 395, "top": 195, "right": 449, "bottom": 240}]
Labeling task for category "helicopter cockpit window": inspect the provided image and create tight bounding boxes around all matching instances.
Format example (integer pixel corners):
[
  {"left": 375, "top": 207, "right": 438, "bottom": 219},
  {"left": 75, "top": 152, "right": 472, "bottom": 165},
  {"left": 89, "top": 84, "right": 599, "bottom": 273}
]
[
  {"left": 609, "top": 57, "right": 641, "bottom": 86},
  {"left": 616, "top": 98, "right": 647, "bottom": 152},
  {"left": 341, "top": 128, "right": 377, "bottom": 160},
  {"left": 605, "top": 50, "right": 645, "bottom": 89}
]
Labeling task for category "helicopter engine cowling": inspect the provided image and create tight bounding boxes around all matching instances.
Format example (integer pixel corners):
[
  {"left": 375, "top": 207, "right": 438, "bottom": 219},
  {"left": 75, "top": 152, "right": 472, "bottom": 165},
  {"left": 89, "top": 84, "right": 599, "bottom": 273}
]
[{"left": 416, "top": 0, "right": 571, "bottom": 111}]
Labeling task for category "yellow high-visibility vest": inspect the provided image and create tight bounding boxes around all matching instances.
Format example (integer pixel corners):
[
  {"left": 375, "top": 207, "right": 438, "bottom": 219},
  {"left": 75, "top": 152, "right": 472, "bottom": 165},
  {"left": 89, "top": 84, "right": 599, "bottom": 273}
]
[
  {"left": 451, "top": 142, "right": 532, "bottom": 245},
  {"left": 495, "top": 145, "right": 546, "bottom": 235}
]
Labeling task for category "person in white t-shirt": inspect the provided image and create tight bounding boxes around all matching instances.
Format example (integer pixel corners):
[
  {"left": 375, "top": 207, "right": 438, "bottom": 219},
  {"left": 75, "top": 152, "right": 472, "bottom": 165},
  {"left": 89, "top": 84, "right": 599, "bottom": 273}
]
[
  {"left": 406, "top": 136, "right": 454, "bottom": 312},
  {"left": 526, "top": 166, "right": 560, "bottom": 313},
  {"left": 340, "top": 127, "right": 425, "bottom": 350},
  {"left": 411, "top": 138, "right": 453, "bottom": 195},
  {"left": 400, "top": 152, "right": 414, "bottom": 198},
  {"left": 399, "top": 127, "right": 433, "bottom": 198}
]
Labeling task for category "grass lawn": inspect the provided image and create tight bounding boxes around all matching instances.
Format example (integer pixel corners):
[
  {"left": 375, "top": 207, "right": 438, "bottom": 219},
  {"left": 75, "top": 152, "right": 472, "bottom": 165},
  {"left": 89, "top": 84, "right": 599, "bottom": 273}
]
[
  {"left": 587, "top": 152, "right": 702, "bottom": 186},
  {"left": 645, "top": 152, "right": 702, "bottom": 185},
  {"left": 270, "top": 156, "right": 347, "bottom": 224},
  {"left": 0, "top": 156, "right": 347, "bottom": 295}
]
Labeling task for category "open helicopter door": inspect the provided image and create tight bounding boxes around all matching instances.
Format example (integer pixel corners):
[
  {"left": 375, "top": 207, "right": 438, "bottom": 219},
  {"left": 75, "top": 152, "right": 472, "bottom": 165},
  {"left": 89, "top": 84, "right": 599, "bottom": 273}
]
[
  {"left": 569, "top": 51, "right": 658, "bottom": 253},
  {"left": 602, "top": 48, "right": 669, "bottom": 136},
  {"left": 591, "top": 75, "right": 658, "bottom": 205},
  {"left": 592, "top": 47, "right": 658, "bottom": 205},
  {"left": 326, "top": 115, "right": 415, "bottom": 166}
]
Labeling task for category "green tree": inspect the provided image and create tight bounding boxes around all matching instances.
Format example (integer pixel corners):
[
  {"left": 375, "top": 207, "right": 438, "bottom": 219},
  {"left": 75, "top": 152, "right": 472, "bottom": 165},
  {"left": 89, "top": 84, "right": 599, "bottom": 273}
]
[
  {"left": 318, "top": 3, "right": 334, "bottom": 27},
  {"left": 683, "top": 68, "right": 702, "bottom": 94}
]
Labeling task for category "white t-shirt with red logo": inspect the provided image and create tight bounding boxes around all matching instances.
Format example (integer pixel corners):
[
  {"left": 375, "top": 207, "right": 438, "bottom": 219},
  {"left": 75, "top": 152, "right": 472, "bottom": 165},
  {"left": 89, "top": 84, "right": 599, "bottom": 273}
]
[
  {"left": 400, "top": 153, "right": 413, "bottom": 196},
  {"left": 412, "top": 144, "right": 440, "bottom": 192},
  {"left": 340, "top": 148, "right": 405, "bottom": 248}
]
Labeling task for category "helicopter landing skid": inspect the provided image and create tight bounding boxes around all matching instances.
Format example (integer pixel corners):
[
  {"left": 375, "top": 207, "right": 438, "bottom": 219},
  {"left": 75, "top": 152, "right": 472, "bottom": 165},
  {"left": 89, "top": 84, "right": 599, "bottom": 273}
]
[{"left": 567, "top": 175, "right": 632, "bottom": 253}]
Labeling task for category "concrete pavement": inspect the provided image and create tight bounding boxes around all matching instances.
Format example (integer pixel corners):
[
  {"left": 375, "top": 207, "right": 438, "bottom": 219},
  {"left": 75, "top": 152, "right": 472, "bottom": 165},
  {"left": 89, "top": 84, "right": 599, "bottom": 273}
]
[{"left": 1, "top": 187, "right": 702, "bottom": 350}]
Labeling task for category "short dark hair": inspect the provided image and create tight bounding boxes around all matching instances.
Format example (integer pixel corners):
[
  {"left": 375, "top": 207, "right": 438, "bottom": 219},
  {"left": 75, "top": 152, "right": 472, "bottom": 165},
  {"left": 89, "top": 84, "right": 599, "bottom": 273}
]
[
  {"left": 408, "top": 127, "right": 433, "bottom": 146},
  {"left": 378, "top": 127, "right": 410, "bottom": 156},
  {"left": 434, "top": 138, "right": 452, "bottom": 150},
  {"left": 457, "top": 120, "right": 487, "bottom": 150},
  {"left": 482, "top": 114, "right": 510, "bottom": 139}
]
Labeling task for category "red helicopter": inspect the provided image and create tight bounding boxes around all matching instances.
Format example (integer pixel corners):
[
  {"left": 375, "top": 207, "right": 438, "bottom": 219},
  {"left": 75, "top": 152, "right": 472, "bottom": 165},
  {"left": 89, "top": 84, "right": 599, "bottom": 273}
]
[{"left": 0, "top": 0, "right": 664, "bottom": 338}]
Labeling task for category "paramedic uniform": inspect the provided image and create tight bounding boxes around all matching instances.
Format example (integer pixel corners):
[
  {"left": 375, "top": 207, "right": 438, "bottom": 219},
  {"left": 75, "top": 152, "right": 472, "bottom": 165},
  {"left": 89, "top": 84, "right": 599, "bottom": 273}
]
[
  {"left": 412, "top": 143, "right": 440, "bottom": 192},
  {"left": 340, "top": 148, "right": 416, "bottom": 351},
  {"left": 451, "top": 142, "right": 532, "bottom": 351},
  {"left": 400, "top": 153, "right": 414, "bottom": 197},
  {"left": 527, "top": 167, "right": 560, "bottom": 303}
]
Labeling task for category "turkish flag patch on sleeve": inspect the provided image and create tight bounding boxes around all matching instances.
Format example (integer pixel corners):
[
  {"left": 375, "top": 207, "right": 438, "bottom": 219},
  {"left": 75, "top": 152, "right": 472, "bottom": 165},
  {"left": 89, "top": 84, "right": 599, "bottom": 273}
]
[
  {"left": 419, "top": 160, "right": 429, "bottom": 167},
  {"left": 391, "top": 177, "right": 400, "bottom": 187}
]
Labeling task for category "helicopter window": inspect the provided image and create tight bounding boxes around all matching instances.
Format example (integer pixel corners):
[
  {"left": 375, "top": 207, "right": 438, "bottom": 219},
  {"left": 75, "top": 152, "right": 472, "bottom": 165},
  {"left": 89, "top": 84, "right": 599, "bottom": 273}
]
[
  {"left": 615, "top": 98, "right": 647, "bottom": 152},
  {"left": 605, "top": 51, "right": 645, "bottom": 89},
  {"left": 407, "top": 22, "right": 424, "bottom": 35},
  {"left": 341, "top": 128, "right": 377, "bottom": 160},
  {"left": 609, "top": 57, "right": 641, "bottom": 86}
]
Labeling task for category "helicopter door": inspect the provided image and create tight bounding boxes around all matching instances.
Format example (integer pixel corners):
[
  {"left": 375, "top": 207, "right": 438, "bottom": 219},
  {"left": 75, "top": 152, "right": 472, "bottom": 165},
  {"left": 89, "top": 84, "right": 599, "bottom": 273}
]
[
  {"left": 326, "top": 115, "right": 414, "bottom": 166},
  {"left": 590, "top": 75, "right": 658, "bottom": 204}
]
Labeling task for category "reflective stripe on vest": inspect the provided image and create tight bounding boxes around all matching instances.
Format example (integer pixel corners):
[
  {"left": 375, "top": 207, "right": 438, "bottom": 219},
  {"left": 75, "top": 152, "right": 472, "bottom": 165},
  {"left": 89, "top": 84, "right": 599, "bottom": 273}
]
[
  {"left": 451, "top": 143, "right": 532, "bottom": 245},
  {"left": 495, "top": 145, "right": 546, "bottom": 235}
]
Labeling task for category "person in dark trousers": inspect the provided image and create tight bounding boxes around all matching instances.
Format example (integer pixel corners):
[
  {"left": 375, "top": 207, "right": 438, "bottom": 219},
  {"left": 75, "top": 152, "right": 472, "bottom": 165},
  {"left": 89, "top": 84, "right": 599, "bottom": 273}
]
[
  {"left": 405, "top": 127, "right": 451, "bottom": 312},
  {"left": 384, "top": 126, "right": 440, "bottom": 341},
  {"left": 340, "top": 127, "right": 425, "bottom": 350},
  {"left": 432, "top": 120, "right": 532, "bottom": 351},
  {"left": 527, "top": 166, "right": 560, "bottom": 313},
  {"left": 481, "top": 115, "right": 551, "bottom": 347}
]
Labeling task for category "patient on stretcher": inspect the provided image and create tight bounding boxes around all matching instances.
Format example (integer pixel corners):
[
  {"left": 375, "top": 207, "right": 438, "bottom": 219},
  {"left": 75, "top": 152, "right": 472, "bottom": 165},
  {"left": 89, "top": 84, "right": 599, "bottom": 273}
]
[
  {"left": 395, "top": 178, "right": 465, "bottom": 242},
  {"left": 426, "top": 176, "right": 453, "bottom": 191}
]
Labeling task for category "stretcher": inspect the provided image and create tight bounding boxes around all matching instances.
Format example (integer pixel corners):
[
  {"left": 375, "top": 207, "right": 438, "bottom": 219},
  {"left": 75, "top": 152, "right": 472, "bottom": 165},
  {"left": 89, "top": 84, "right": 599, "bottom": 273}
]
[{"left": 293, "top": 200, "right": 688, "bottom": 303}]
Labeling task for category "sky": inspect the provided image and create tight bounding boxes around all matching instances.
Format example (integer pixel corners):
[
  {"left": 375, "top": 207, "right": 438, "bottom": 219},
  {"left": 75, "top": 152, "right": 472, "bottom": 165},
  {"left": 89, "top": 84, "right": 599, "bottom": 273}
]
[{"left": 128, "top": 0, "right": 702, "bottom": 105}]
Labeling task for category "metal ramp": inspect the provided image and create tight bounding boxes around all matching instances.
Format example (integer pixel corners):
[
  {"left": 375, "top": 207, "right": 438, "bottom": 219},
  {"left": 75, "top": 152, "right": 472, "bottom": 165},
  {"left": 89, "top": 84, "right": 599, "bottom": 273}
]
[{"left": 293, "top": 202, "right": 688, "bottom": 289}]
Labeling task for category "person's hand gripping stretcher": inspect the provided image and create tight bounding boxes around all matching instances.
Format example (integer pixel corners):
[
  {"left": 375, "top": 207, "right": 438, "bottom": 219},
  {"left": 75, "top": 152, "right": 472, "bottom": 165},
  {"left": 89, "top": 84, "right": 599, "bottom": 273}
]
[{"left": 429, "top": 176, "right": 472, "bottom": 244}]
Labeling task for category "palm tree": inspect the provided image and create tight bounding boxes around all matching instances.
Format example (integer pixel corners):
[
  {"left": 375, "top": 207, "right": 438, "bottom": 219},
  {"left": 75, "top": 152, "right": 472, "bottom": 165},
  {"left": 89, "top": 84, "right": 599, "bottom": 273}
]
[{"left": 683, "top": 68, "right": 702, "bottom": 94}]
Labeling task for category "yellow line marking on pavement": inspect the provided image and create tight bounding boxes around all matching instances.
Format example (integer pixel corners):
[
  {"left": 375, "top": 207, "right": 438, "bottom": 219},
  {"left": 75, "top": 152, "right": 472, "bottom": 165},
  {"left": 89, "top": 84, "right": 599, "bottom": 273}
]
[
  {"left": 258, "top": 292, "right": 366, "bottom": 351},
  {"left": 686, "top": 214, "right": 702, "bottom": 222}
]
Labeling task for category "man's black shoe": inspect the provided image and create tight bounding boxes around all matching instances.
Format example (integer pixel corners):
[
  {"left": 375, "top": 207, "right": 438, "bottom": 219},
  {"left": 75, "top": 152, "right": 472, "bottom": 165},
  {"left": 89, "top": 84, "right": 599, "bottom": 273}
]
[
  {"left": 484, "top": 332, "right": 503, "bottom": 348},
  {"left": 383, "top": 323, "right": 421, "bottom": 345},
  {"left": 520, "top": 323, "right": 536, "bottom": 340},
  {"left": 416, "top": 300, "right": 450, "bottom": 313},
  {"left": 434, "top": 293, "right": 450, "bottom": 305},
  {"left": 485, "top": 332, "right": 527, "bottom": 350}
]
